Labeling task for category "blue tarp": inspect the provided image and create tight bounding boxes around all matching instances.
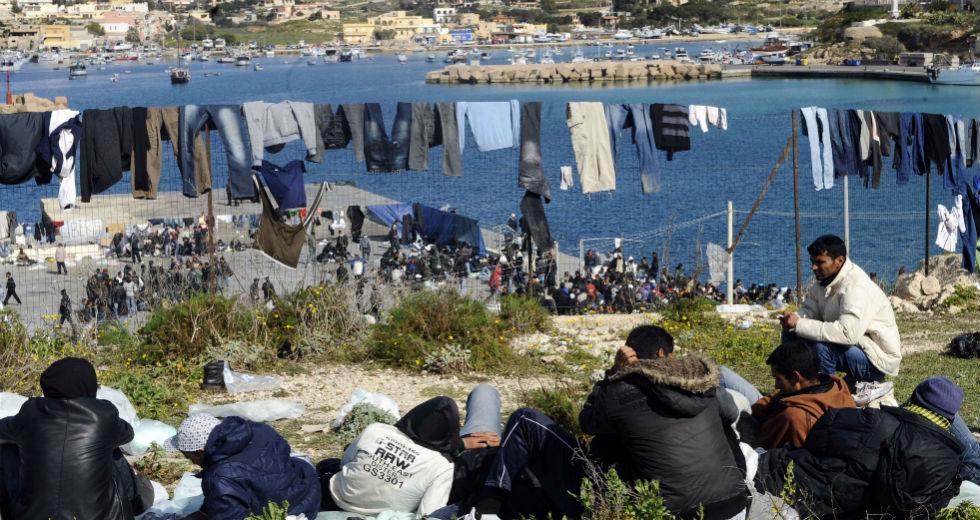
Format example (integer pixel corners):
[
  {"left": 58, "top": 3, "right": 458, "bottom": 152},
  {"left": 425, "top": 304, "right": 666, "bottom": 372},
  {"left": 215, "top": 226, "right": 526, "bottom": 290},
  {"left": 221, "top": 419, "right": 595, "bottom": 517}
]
[{"left": 366, "top": 203, "right": 487, "bottom": 256}]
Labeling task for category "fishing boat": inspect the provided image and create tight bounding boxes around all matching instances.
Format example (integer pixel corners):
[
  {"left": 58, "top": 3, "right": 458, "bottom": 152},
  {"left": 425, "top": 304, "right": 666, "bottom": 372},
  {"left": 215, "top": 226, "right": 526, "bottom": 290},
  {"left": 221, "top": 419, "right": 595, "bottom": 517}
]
[
  {"left": 254, "top": 62, "right": 263, "bottom": 71},
  {"left": 323, "top": 49, "right": 339, "bottom": 63},
  {"left": 217, "top": 56, "right": 236, "bottom": 63},
  {"left": 339, "top": 50, "right": 353, "bottom": 62},
  {"left": 927, "top": 62, "right": 980, "bottom": 86},
  {"left": 397, "top": 54, "right": 407, "bottom": 63},
  {"left": 234, "top": 55, "right": 251, "bottom": 66},
  {"left": 674, "top": 48, "right": 692, "bottom": 63},
  {"left": 759, "top": 53, "right": 787, "bottom": 65},
  {"left": 68, "top": 61, "right": 87, "bottom": 78},
  {"left": 426, "top": 54, "right": 436, "bottom": 62},
  {"left": 198, "top": 52, "right": 210, "bottom": 61},
  {"left": 170, "top": 67, "right": 190, "bottom": 84}
]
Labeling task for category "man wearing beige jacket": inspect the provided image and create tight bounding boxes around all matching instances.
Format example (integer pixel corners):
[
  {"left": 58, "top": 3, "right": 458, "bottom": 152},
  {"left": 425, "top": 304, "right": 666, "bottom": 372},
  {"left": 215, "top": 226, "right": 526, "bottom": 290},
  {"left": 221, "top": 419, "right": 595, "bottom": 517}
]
[{"left": 781, "top": 234, "right": 901, "bottom": 405}]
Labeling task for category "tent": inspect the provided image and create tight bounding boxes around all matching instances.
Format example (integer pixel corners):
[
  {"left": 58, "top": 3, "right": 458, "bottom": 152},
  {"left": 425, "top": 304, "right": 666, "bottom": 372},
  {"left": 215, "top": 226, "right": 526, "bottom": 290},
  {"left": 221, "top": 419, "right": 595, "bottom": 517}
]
[{"left": 366, "top": 203, "right": 487, "bottom": 256}]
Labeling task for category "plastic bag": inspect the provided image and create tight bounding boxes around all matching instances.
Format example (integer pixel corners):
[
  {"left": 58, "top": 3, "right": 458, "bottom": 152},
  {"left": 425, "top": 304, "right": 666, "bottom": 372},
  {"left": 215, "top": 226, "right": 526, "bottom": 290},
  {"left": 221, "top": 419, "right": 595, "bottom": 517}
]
[
  {"left": 950, "top": 480, "right": 980, "bottom": 508},
  {"left": 331, "top": 389, "right": 400, "bottom": 430},
  {"left": 97, "top": 386, "right": 139, "bottom": 426},
  {"left": 0, "top": 392, "right": 27, "bottom": 419},
  {"left": 126, "top": 419, "right": 177, "bottom": 456},
  {"left": 137, "top": 472, "right": 203, "bottom": 519},
  {"left": 222, "top": 361, "right": 281, "bottom": 394},
  {"left": 189, "top": 399, "right": 304, "bottom": 422}
]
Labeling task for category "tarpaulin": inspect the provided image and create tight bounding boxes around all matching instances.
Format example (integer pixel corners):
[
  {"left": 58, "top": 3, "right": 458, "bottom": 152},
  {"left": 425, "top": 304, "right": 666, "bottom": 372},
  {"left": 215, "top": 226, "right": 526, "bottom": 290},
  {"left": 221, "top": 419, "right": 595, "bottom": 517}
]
[{"left": 366, "top": 203, "right": 486, "bottom": 256}]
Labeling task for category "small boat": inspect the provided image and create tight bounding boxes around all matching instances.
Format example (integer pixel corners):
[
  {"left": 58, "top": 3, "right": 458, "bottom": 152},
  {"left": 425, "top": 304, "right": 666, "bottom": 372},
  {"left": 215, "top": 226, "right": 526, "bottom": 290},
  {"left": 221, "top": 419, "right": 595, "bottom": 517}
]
[
  {"left": 203, "top": 71, "right": 221, "bottom": 77},
  {"left": 217, "top": 56, "right": 236, "bottom": 64},
  {"left": 198, "top": 52, "right": 210, "bottom": 62},
  {"left": 170, "top": 67, "right": 190, "bottom": 84},
  {"left": 265, "top": 50, "right": 275, "bottom": 58},
  {"left": 760, "top": 53, "right": 787, "bottom": 65},
  {"left": 307, "top": 59, "right": 316, "bottom": 66},
  {"left": 480, "top": 51, "right": 491, "bottom": 60},
  {"left": 426, "top": 54, "right": 436, "bottom": 62},
  {"left": 68, "top": 61, "right": 87, "bottom": 78},
  {"left": 523, "top": 49, "right": 536, "bottom": 59},
  {"left": 234, "top": 55, "right": 250, "bottom": 66},
  {"left": 397, "top": 54, "right": 407, "bottom": 63},
  {"left": 339, "top": 50, "right": 353, "bottom": 62},
  {"left": 927, "top": 62, "right": 980, "bottom": 85},
  {"left": 674, "top": 48, "right": 691, "bottom": 63},
  {"left": 253, "top": 63, "right": 263, "bottom": 71}
]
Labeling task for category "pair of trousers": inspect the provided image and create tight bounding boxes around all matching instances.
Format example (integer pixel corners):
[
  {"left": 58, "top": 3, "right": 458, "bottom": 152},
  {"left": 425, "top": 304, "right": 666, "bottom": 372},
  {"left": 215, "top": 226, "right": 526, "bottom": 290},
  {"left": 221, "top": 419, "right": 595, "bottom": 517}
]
[
  {"left": 56, "top": 261, "right": 67, "bottom": 274},
  {"left": 951, "top": 414, "right": 980, "bottom": 484},
  {"left": 461, "top": 383, "right": 502, "bottom": 437},
  {"left": 782, "top": 331, "right": 883, "bottom": 386},
  {"left": 436, "top": 102, "right": 461, "bottom": 177},
  {"left": 801, "top": 107, "right": 834, "bottom": 191},
  {"left": 518, "top": 102, "right": 551, "bottom": 201},
  {"left": 718, "top": 365, "right": 763, "bottom": 404},
  {"left": 3, "top": 289, "right": 19, "bottom": 305},
  {"left": 607, "top": 103, "right": 661, "bottom": 195},
  {"left": 483, "top": 408, "right": 585, "bottom": 519},
  {"left": 408, "top": 102, "right": 437, "bottom": 171},
  {"left": 568, "top": 102, "right": 615, "bottom": 194},
  {"left": 340, "top": 103, "right": 366, "bottom": 163},
  {"left": 141, "top": 107, "right": 211, "bottom": 199},
  {"left": 363, "top": 103, "right": 411, "bottom": 172},
  {"left": 179, "top": 105, "right": 251, "bottom": 200},
  {"left": 895, "top": 112, "right": 925, "bottom": 185}
]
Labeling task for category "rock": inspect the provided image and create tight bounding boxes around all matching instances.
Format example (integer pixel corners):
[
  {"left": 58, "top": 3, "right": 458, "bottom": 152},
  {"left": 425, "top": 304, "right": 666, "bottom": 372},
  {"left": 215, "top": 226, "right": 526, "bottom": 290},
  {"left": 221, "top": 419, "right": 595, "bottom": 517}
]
[
  {"left": 889, "top": 296, "right": 919, "bottom": 314},
  {"left": 895, "top": 272, "right": 924, "bottom": 300},
  {"left": 948, "top": 305, "right": 962, "bottom": 315},
  {"left": 920, "top": 275, "right": 941, "bottom": 296},
  {"left": 937, "top": 285, "right": 957, "bottom": 306},
  {"left": 843, "top": 26, "right": 882, "bottom": 43}
]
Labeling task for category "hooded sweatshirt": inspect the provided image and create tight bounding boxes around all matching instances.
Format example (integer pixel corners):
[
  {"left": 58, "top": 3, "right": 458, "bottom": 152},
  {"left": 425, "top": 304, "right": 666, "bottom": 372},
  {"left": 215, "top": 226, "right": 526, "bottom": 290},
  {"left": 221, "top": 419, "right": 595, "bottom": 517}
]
[
  {"left": 330, "top": 397, "right": 458, "bottom": 516},
  {"left": 579, "top": 354, "right": 748, "bottom": 519},
  {"left": 751, "top": 374, "right": 856, "bottom": 450}
]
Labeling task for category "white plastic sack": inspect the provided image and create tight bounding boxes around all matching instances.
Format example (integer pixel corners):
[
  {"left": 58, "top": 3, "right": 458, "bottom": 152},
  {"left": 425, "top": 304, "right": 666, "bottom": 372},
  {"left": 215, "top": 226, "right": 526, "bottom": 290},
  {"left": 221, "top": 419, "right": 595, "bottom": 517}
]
[
  {"left": 707, "top": 242, "right": 729, "bottom": 286},
  {"left": 137, "top": 472, "right": 204, "bottom": 519},
  {"left": 331, "top": 389, "right": 401, "bottom": 430},
  {"left": 222, "top": 361, "right": 281, "bottom": 394},
  {"left": 127, "top": 419, "right": 177, "bottom": 456},
  {"left": 950, "top": 480, "right": 980, "bottom": 508},
  {"left": 0, "top": 392, "right": 27, "bottom": 419},
  {"left": 316, "top": 512, "right": 414, "bottom": 520},
  {"left": 189, "top": 399, "right": 304, "bottom": 422},
  {"left": 97, "top": 386, "right": 139, "bottom": 426}
]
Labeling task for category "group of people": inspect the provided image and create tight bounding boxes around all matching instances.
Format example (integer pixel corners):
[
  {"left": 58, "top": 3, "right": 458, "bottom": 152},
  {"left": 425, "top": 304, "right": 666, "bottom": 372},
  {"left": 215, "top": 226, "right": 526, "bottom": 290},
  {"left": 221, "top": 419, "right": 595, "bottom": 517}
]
[{"left": 1, "top": 233, "right": 977, "bottom": 520}]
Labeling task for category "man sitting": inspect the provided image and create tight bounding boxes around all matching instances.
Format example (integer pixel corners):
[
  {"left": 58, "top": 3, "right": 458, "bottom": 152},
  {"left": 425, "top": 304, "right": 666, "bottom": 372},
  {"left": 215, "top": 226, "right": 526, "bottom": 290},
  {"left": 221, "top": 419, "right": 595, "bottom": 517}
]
[
  {"left": 165, "top": 413, "right": 320, "bottom": 520},
  {"left": 720, "top": 340, "right": 855, "bottom": 449},
  {"left": 0, "top": 357, "right": 151, "bottom": 520},
  {"left": 780, "top": 234, "right": 901, "bottom": 404},
  {"left": 470, "top": 325, "right": 749, "bottom": 520},
  {"left": 755, "top": 377, "right": 967, "bottom": 518}
]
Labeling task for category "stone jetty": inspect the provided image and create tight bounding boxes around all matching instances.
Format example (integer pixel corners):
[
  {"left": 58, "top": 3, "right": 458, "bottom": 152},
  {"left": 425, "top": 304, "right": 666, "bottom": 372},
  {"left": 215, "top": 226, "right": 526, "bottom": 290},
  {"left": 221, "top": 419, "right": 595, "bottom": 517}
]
[{"left": 425, "top": 60, "right": 723, "bottom": 85}]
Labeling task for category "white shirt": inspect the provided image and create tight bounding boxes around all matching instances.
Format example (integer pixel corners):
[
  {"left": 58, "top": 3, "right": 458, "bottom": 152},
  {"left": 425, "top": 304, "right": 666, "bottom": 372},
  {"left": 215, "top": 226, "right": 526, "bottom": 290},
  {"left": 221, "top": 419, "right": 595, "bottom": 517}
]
[
  {"left": 936, "top": 195, "right": 965, "bottom": 253},
  {"left": 330, "top": 423, "right": 454, "bottom": 516}
]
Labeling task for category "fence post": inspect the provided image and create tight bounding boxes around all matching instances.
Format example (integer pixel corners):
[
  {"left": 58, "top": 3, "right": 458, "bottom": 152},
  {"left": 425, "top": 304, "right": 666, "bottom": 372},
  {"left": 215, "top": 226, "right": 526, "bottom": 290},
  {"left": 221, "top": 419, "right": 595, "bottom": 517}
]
[
  {"left": 727, "top": 200, "right": 734, "bottom": 306},
  {"left": 579, "top": 238, "right": 584, "bottom": 270},
  {"left": 925, "top": 167, "right": 931, "bottom": 276},
  {"left": 792, "top": 110, "right": 802, "bottom": 304},
  {"left": 843, "top": 175, "right": 850, "bottom": 253},
  {"left": 207, "top": 187, "right": 216, "bottom": 294}
]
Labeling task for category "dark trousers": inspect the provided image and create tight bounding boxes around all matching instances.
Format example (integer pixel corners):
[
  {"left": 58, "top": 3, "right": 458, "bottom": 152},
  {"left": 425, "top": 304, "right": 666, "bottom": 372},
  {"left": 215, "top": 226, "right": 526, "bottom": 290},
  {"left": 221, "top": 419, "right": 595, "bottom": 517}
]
[
  {"left": 3, "top": 289, "right": 19, "bottom": 305},
  {"left": 363, "top": 102, "right": 412, "bottom": 172},
  {"left": 57, "top": 261, "right": 67, "bottom": 274}
]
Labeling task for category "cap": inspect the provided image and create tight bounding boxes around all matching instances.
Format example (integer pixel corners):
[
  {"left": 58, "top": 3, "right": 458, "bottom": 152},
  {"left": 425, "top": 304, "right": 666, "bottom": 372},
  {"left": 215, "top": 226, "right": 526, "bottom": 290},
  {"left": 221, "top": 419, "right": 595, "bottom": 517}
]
[
  {"left": 163, "top": 413, "right": 222, "bottom": 453},
  {"left": 911, "top": 376, "right": 964, "bottom": 421}
]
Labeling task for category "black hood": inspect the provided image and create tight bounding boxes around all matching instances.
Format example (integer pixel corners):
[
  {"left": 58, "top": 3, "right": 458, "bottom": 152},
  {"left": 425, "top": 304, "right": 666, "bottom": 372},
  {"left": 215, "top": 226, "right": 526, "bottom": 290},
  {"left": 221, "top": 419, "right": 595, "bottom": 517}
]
[
  {"left": 607, "top": 354, "right": 721, "bottom": 417},
  {"left": 395, "top": 396, "right": 461, "bottom": 461}
]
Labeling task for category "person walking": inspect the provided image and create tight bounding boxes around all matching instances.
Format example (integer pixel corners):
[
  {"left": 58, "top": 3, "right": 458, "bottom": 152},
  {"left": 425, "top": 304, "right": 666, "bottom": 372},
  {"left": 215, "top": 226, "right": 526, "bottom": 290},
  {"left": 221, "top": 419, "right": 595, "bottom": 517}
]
[
  {"left": 3, "top": 273, "right": 20, "bottom": 305},
  {"left": 55, "top": 244, "right": 67, "bottom": 275},
  {"left": 58, "top": 289, "right": 72, "bottom": 325}
]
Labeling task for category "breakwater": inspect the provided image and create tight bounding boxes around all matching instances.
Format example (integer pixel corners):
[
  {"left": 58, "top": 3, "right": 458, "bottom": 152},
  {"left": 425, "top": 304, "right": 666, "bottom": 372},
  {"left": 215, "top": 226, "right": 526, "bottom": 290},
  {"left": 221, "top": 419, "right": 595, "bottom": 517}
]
[
  {"left": 425, "top": 60, "right": 723, "bottom": 84},
  {"left": 426, "top": 62, "right": 931, "bottom": 85}
]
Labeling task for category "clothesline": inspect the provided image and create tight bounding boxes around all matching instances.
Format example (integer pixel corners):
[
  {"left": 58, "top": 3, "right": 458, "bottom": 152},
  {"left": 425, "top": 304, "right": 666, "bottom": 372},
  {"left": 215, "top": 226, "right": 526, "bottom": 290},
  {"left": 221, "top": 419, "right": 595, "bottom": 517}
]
[{"left": 737, "top": 210, "right": 923, "bottom": 220}]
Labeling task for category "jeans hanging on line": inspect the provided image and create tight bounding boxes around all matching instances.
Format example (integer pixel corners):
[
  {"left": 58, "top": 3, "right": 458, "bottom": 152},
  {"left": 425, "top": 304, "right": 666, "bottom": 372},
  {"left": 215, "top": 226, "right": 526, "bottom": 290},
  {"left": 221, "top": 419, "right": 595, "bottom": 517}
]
[
  {"left": 606, "top": 103, "right": 661, "bottom": 194},
  {"left": 436, "top": 102, "right": 462, "bottom": 177},
  {"left": 179, "top": 105, "right": 252, "bottom": 200},
  {"left": 896, "top": 112, "right": 926, "bottom": 185},
  {"left": 363, "top": 102, "right": 412, "bottom": 172},
  {"left": 518, "top": 101, "right": 551, "bottom": 201},
  {"left": 801, "top": 107, "right": 834, "bottom": 191},
  {"left": 828, "top": 109, "right": 866, "bottom": 180}
]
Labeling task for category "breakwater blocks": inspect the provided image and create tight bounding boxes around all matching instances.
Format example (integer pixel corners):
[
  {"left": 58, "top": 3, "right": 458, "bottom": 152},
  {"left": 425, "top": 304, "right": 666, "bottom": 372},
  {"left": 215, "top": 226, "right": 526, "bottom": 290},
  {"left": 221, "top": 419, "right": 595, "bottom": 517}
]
[{"left": 425, "top": 61, "right": 723, "bottom": 85}]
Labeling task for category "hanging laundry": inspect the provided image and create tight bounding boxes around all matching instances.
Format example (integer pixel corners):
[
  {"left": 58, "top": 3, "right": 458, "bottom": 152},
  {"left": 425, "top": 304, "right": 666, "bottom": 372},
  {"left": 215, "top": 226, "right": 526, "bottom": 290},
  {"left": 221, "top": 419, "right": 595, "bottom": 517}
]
[
  {"left": 688, "top": 105, "right": 727, "bottom": 133},
  {"left": 253, "top": 176, "right": 325, "bottom": 269},
  {"left": 800, "top": 107, "right": 833, "bottom": 191},
  {"left": 139, "top": 107, "right": 212, "bottom": 200},
  {"left": 962, "top": 186, "right": 980, "bottom": 273},
  {"left": 895, "top": 112, "right": 926, "bottom": 185},
  {"left": 35, "top": 109, "right": 81, "bottom": 209},
  {"left": 567, "top": 102, "right": 615, "bottom": 194},
  {"left": 827, "top": 109, "right": 866, "bottom": 180},
  {"left": 608, "top": 103, "right": 662, "bottom": 194},
  {"left": 347, "top": 205, "right": 365, "bottom": 243},
  {"left": 435, "top": 102, "right": 461, "bottom": 177},
  {"left": 0, "top": 112, "right": 48, "bottom": 186},
  {"left": 520, "top": 190, "right": 553, "bottom": 251},
  {"left": 339, "top": 104, "right": 366, "bottom": 163},
  {"left": 242, "top": 101, "right": 318, "bottom": 166},
  {"left": 858, "top": 110, "right": 883, "bottom": 189},
  {"left": 922, "top": 112, "right": 951, "bottom": 175},
  {"left": 79, "top": 107, "right": 132, "bottom": 202},
  {"left": 257, "top": 160, "right": 307, "bottom": 210},
  {"left": 937, "top": 195, "right": 965, "bottom": 253},
  {"left": 560, "top": 165, "right": 573, "bottom": 191},
  {"left": 651, "top": 104, "right": 690, "bottom": 161},
  {"left": 361, "top": 102, "right": 412, "bottom": 172},
  {"left": 518, "top": 101, "right": 551, "bottom": 201},
  {"left": 181, "top": 105, "right": 252, "bottom": 200},
  {"left": 313, "top": 104, "right": 351, "bottom": 161},
  {"left": 456, "top": 100, "right": 520, "bottom": 152},
  {"left": 944, "top": 116, "right": 969, "bottom": 191},
  {"left": 872, "top": 111, "right": 899, "bottom": 159},
  {"left": 408, "top": 102, "right": 437, "bottom": 171}
]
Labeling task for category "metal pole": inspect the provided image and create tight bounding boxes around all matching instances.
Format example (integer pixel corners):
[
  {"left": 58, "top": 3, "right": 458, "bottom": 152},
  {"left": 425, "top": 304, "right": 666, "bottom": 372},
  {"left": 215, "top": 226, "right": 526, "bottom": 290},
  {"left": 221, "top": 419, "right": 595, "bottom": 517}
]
[
  {"left": 727, "top": 200, "right": 734, "bottom": 306},
  {"left": 792, "top": 111, "right": 802, "bottom": 303},
  {"left": 207, "top": 187, "right": 217, "bottom": 293},
  {"left": 579, "top": 238, "right": 584, "bottom": 271},
  {"left": 925, "top": 169, "right": 931, "bottom": 276},
  {"left": 843, "top": 175, "right": 850, "bottom": 253}
]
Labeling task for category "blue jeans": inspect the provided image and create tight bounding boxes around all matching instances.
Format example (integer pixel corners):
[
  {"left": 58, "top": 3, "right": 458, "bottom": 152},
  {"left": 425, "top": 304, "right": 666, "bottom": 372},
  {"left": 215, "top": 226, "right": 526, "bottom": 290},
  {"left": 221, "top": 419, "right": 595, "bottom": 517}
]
[
  {"left": 180, "top": 105, "right": 253, "bottom": 200},
  {"left": 782, "top": 331, "right": 883, "bottom": 386},
  {"left": 952, "top": 414, "right": 980, "bottom": 484},
  {"left": 363, "top": 102, "right": 412, "bottom": 172},
  {"left": 719, "top": 365, "right": 763, "bottom": 404},
  {"left": 461, "top": 383, "right": 502, "bottom": 437}
]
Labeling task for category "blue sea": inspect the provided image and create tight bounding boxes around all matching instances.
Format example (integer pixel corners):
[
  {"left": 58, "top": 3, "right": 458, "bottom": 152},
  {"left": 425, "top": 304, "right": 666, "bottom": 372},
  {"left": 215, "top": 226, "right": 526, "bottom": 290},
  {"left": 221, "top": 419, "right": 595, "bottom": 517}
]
[{"left": 3, "top": 41, "right": 979, "bottom": 286}]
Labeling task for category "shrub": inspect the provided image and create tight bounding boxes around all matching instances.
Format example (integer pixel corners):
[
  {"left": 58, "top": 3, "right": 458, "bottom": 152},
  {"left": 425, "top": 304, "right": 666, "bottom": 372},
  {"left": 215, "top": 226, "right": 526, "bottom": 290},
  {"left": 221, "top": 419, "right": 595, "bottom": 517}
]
[
  {"left": 0, "top": 310, "right": 92, "bottom": 396},
  {"left": 335, "top": 403, "right": 397, "bottom": 446},
  {"left": 140, "top": 294, "right": 263, "bottom": 364},
  {"left": 865, "top": 35, "right": 906, "bottom": 57},
  {"left": 938, "top": 502, "right": 980, "bottom": 520},
  {"left": 942, "top": 285, "right": 980, "bottom": 313},
  {"left": 896, "top": 24, "right": 953, "bottom": 51},
  {"left": 580, "top": 467, "right": 685, "bottom": 520},
  {"left": 499, "top": 295, "right": 553, "bottom": 336},
  {"left": 521, "top": 379, "right": 590, "bottom": 438},
  {"left": 100, "top": 362, "right": 199, "bottom": 421},
  {"left": 132, "top": 444, "right": 193, "bottom": 485},
  {"left": 369, "top": 289, "right": 519, "bottom": 372},
  {"left": 245, "top": 501, "right": 290, "bottom": 520},
  {"left": 266, "top": 283, "right": 372, "bottom": 361}
]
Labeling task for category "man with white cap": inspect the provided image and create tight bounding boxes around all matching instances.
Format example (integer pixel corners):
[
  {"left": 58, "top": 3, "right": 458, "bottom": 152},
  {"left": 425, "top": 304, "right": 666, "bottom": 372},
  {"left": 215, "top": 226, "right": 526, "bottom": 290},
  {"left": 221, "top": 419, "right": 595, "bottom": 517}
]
[{"left": 166, "top": 413, "right": 320, "bottom": 520}]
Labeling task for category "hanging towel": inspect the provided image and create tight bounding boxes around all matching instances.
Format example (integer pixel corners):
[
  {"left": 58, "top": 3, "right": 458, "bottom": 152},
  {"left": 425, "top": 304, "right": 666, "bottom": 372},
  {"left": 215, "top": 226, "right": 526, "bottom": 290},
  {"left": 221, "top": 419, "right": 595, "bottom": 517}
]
[
  {"left": 937, "top": 195, "right": 966, "bottom": 253},
  {"left": 253, "top": 176, "right": 325, "bottom": 269},
  {"left": 456, "top": 100, "right": 520, "bottom": 152},
  {"left": 651, "top": 104, "right": 690, "bottom": 161},
  {"left": 707, "top": 106, "right": 727, "bottom": 130},
  {"left": 560, "top": 165, "right": 573, "bottom": 191},
  {"left": 242, "top": 101, "right": 318, "bottom": 166},
  {"left": 257, "top": 160, "right": 307, "bottom": 210},
  {"left": 567, "top": 102, "right": 615, "bottom": 193},
  {"left": 518, "top": 101, "right": 550, "bottom": 201}
]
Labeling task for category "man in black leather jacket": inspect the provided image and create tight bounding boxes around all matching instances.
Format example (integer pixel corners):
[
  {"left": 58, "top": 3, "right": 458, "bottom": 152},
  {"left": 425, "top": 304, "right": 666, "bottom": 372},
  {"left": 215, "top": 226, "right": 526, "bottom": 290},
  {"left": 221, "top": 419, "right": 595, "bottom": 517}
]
[{"left": 0, "top": 357, "right": 151, "bottom": 520}]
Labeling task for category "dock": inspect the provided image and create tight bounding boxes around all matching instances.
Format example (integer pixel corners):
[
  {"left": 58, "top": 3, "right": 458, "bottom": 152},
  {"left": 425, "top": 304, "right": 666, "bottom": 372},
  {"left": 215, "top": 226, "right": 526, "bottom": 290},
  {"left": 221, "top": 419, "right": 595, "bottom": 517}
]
[{"left": 722, "top": 64, "right": 928, "bottom": 82}]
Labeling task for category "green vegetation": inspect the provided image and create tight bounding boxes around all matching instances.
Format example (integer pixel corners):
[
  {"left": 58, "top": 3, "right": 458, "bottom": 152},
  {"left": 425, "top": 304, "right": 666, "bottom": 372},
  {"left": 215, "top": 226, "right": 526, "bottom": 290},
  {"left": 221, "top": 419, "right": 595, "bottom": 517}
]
[
  {"left": 942, "top": 285, "right": 980, "bottom": 313},
  {"left": 580, "top": 468, "right": 694, "bottom": 520},
  {"left": 938, "top": 502, "right": 980, "bottom": 520},
  {"left": 244, "top": 501, "right": 290, "bottom": 520},
  {"left": 85, "top": 22, "right": 104, "bottom": 36},
  {"left": 132, "top": 444, "right": 195, "bottom": 485},
  {"left": 335, "top": 403, "right": 397, "bottom": 446}
]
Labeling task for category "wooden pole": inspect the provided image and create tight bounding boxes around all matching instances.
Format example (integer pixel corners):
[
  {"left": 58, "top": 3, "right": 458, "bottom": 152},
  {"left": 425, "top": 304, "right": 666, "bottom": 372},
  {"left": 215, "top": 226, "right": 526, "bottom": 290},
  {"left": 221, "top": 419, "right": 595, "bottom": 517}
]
[
  {"left": 208, "top": 187, "right": 217, "bottom": 293},
  {"left": 925, "top": 170, "right": 931, "bottom": 276},
  {"left": 726, "top": 200, "right": 734, "bottom": 306},
  {"left": 792, "top": 110, "right": 802, "bottom": 303}
]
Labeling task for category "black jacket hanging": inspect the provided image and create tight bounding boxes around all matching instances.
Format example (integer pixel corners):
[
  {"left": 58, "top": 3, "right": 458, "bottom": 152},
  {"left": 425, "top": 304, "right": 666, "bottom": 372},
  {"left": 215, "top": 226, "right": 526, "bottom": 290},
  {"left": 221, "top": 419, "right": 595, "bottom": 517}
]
[
  {"left": 0, "top": 112, "right": 46, "bottom": 186},
  {"left": 79, "top": 107, "right": 133, "bottom": 202}
]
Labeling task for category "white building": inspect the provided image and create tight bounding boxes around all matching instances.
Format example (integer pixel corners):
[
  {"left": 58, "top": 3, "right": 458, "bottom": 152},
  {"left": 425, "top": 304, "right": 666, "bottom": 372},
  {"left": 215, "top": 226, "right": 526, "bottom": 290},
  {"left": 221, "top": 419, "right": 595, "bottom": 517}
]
[{"left": 433, "top": 6, "right": 457, "bottom": 24}]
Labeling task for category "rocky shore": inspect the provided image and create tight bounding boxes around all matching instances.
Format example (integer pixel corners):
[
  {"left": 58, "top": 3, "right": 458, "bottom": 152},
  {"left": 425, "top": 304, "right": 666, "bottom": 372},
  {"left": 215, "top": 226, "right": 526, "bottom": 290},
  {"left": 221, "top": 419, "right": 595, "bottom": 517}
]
[{"left": 425, "top": 60, "right": 723, "bottom": 84}]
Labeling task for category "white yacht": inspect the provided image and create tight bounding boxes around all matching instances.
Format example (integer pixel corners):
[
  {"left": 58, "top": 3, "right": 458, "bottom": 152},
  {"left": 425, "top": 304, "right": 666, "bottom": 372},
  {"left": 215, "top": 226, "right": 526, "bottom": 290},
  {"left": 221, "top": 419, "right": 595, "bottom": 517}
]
[{"left": 927, "top": 62, "right": 980, "bottom": 85}]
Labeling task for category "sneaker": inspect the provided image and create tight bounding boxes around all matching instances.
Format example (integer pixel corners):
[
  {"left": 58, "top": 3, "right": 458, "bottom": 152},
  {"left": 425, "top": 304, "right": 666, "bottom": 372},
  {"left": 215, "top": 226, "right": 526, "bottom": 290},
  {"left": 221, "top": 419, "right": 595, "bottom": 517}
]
[{"left": 853, "top": 381, "right": 894, "bottom": 407}]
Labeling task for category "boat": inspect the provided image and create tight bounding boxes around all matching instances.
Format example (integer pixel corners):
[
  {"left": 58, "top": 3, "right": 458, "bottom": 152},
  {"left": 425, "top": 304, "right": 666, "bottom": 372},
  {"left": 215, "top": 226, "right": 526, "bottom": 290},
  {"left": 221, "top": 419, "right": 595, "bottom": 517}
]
[
  {"left": 509, "top": 55, "right": 527, "bottom": 65},
  {"left": 234, "top": 55, "right": 251, "bottom": 66},
  {"left": 570, "top": 47, "right": 587, "bottom": 63},
  {"left": 214, "top": 38, "right": 226, "bottom": 50},
  {"left": 614, "top": 48, "right": 627, "bottom": 60},
  {"left": 68, "top": 61, "right": 87, "bottom": 78},
  {"left": 613, "top": 29, "right": 632, "bottom": 40},
  {"left": 265, "top": 50, "right": 275, "bottom": 58},
  {"left": 751, "top": 32, "right": 794, "bottom": 55},
  {"left": 444, "top": 50, "right": 467, "bottom": 63},
  {"left": 324, "top": 49, "right": 339, "bottom": 63},
  {"left": 397, "top": 54, "right": 407, "bottom": 63},
  {"left": 198, "top": 52, "right": 210, "bottom": 61},
  {"left": 523, "top": 48, "right": 536, "bottom": 59},
  {"left": 217, "top": 56, "right": 235, "bottom": 63},
  {"left": 170, "top": 66, "right": 190, "bottom": 84},
  {"left": 480, "top": 51, "right": 491, "bottom": 60},
  {"left": 340, "top": 50, "right": 353, "bottom": 62},
  {"left": 698, "top": 49, "right": 719, "bottom": 63},
  {"left": 539, "top": 52, "right": 555, "bottom": 64},
  {"left": 426, "top": 54, "right": 436, "bottom": 62},
  {"left": 254, "top": 62, "right": 263, "bottom": 71},
  {"left": 759, "top": 53, "right": 787, "bottom": 65},
  {"left": 927, "top": 62, "right": 980, "bottom": 86},
  {"left": 203, "top": 71, "right": 221, "bottom": 77},
  {"left": 202, "top": 38, "right": 213, "bottom": 49},
  {"left": 674, "top": 47, "right": 692, "bottom": 63}
]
